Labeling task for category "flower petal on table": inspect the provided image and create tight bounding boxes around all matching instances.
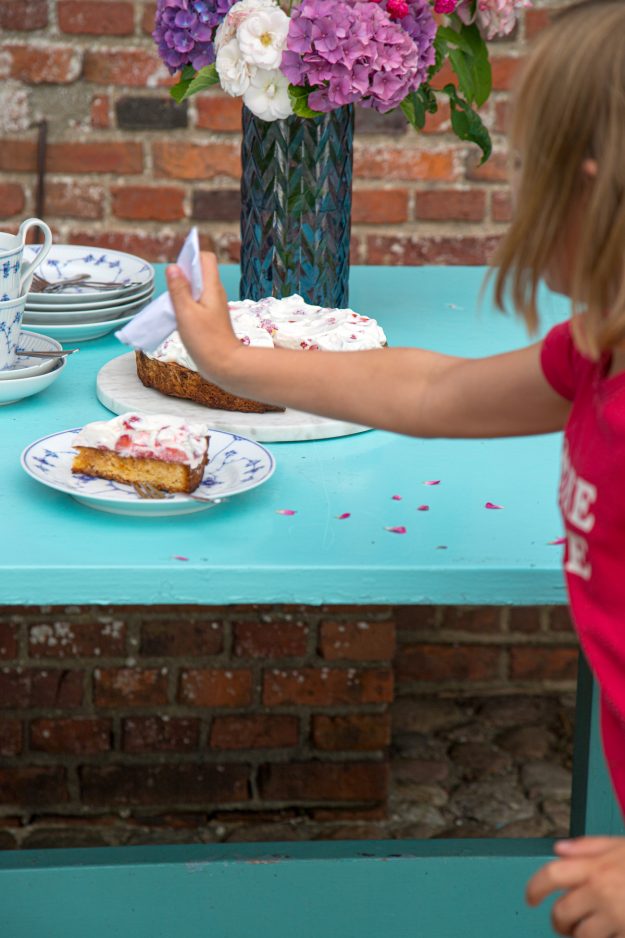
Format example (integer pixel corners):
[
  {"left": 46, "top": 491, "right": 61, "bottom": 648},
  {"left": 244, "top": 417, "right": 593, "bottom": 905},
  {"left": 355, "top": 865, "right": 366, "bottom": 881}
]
[
  {"left": 336, "top": 512, "right": 351, "bottom": 520},
  {"left": 276, "top": 509, "right": 297, "bottom": 516},
  {"left": 385, "top": 525, "right": 407, "bottom": 534},
  {"left": 417, "top": 505, "right": 429, "bottom": 511},
  {"left": 424, "top": 480, "right": 441, "bottom": 486},
  {"left": 173, "top": 555, "right": 189, "bottom": 562},
  {"left": 392, "top": 494, "right": 402, "bottom": 501},
  {"left": 485, "top": 502, "right": 504, "bottom": 510}
]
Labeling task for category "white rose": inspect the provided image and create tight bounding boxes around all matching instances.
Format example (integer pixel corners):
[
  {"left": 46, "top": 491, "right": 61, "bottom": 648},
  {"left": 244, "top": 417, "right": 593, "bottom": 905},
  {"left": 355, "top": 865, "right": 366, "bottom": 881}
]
[
  {"left": 215, "top": 0, "right": 279, "bottom": 53},
  {"left": 216, "top": 38, "right": 252, "bottom": 96},
  {"left": 237, "top": 7, "right": 290, "bottom": 70},
  {"left": 243, "top": 68, "right": 293, "bottom": 122}
]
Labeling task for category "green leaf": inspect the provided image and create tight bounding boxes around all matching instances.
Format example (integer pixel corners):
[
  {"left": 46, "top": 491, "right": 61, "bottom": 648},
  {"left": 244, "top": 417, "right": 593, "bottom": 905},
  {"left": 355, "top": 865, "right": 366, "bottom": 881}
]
[
  {"left": 181, "top": 64, "right": 196, "bottom": 82},
  {"left": 443, "top": 83, "right": 492, "bottom": 164},
  {"left": 435, "top": 20, "right": 492, "bottom": 107},
  {"left": 448, "top": 47, "right": 475, "bottom": 103},
  {"left": 186, "top": 63, "right": 220, "bottom": 95},
  {"left": 401, "top": 93, "right": 426, "bottom": 131},
  {"left": 457, "top": 23, "right": 491, "bottom": 106},
  {"left": 170, "top": 77, "right": 193, "bottom": 103},
  {"left": 288, "top": 85, "right": 322, "bottom": 119}
]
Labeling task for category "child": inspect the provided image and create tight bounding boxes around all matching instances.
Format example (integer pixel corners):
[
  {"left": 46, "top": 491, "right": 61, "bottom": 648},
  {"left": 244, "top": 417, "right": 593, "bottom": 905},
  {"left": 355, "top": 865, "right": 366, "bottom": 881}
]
[{"left": 166, "top": 1, "right": 625, "bottom": 933}]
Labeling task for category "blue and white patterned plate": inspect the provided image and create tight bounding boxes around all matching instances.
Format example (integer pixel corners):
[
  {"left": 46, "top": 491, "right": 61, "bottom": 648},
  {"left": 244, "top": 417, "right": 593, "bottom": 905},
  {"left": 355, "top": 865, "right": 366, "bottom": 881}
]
[
  {"left": 23, "top": 290, "right": 154, "bottom": 326},
  {"left": 24, "top": 245, "right": 154, "bottom": 303},
  {"left": 0, "top": 331, "right": 63, "bottom": 381},
  {"left": 21, "top": 427, "right": 276, "bottom": 516},
  {"left": 22, "top": 311, "right": 138, "bottom": 345}
]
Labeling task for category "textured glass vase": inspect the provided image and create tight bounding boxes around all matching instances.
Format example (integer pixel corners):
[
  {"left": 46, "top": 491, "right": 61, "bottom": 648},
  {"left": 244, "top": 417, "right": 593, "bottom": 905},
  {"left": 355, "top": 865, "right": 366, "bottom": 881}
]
[{"left": 240, "top": 104, "right": 354, "bottom": 307}]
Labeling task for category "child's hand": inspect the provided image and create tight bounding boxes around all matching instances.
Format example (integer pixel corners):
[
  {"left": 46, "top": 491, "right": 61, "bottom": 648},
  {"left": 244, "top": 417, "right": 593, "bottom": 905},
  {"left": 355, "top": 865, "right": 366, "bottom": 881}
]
[
  {"left": 527, "top": 837, "right": 625, "bottom": 936},
  {"left": 166, "top": 252, "right": 240, "bottom": 382}
]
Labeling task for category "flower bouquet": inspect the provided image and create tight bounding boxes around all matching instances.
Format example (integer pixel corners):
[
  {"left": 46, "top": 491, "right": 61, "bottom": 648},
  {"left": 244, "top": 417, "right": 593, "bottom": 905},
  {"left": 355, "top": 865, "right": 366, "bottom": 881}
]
[{"left": 154, "top": 0, "right": 529, "bottom": 305}]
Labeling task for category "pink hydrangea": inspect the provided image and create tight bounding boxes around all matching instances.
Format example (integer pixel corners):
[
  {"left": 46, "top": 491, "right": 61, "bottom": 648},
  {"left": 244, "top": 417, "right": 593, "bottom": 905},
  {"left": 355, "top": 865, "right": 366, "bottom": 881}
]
[
  {"left": 282, "top": 0, "right": 436, "bottom": 113},
  {"left": 434, "top": 0, "right": 459, "bottom": 12},
  {"left": 456, "top": 0, "right": 531, "bottom": 38}
]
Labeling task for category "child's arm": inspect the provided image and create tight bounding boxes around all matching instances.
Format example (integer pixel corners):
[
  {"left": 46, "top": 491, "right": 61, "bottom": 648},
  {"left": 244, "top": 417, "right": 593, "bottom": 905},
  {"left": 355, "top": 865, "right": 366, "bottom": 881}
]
[{"left": 167, "top": 255, "right": 571, "bottom": 439}]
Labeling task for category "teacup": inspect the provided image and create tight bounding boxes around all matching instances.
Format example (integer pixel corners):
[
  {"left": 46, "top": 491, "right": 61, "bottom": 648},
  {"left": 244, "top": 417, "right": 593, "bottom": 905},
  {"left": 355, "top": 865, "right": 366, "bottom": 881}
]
[
  {"left": 0, "top": 293, "right": 27, "bottom": 370},
  {"left": 0, "top": 218, "right": 52, "bottom": 301}
]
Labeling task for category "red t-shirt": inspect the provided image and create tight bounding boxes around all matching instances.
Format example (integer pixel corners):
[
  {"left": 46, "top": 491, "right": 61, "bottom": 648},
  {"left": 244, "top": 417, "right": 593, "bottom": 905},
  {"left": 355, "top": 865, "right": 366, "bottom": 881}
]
[{"left": 541, "top": 320, "right": 625, "bottom": 815}]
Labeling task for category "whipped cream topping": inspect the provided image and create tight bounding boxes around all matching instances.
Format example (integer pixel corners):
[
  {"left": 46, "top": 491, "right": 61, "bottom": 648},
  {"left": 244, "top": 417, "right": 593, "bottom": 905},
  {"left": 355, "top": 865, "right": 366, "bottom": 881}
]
[
  {"left": 148, "top": 294, "right": 386, "bottom": 371},
  {"left": 73, "top": 413, "right": 210, "bottom": 468}
]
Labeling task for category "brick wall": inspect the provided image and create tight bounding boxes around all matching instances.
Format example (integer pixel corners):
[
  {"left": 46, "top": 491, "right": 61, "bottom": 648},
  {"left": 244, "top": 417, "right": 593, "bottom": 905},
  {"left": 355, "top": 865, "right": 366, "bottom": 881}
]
[
  {"left": 0, "top": 0, "right": 567, "bottom": 263},
  {"left": 0, "top": 603, "right": 578, "bottom": 848}
]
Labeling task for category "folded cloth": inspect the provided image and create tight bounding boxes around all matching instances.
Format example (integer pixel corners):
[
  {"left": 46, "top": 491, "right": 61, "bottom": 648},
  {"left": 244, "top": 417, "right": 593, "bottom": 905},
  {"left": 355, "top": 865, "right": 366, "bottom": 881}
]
[{"left": 115, "top": 228, "right": 203, "bottom": 353}]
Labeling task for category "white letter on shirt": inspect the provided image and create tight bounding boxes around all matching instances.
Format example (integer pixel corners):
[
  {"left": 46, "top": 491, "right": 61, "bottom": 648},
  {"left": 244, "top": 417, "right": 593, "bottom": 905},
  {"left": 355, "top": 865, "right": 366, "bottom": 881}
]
[
  {"left": 565, "top": 532, "right": 592, "bottom": 581},
  {"left": 568, "top": 479, "right": 597, "bottom": 533}
]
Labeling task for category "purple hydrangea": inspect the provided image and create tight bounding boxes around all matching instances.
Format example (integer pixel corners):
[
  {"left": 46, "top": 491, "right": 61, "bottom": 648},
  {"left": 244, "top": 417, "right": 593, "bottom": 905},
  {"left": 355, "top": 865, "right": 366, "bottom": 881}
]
[
  {"left": 281, "top": 0, "right": 436, "bottom": 114},
  {"left": 153, "top": 0, "right": 236, "bottom": 73}
]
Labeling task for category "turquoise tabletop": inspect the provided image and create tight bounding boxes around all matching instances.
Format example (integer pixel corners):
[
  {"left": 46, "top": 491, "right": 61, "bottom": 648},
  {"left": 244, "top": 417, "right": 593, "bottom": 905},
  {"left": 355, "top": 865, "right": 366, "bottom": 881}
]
[{"left": 1, "top": 265, "right": 569, "bottom": 607}]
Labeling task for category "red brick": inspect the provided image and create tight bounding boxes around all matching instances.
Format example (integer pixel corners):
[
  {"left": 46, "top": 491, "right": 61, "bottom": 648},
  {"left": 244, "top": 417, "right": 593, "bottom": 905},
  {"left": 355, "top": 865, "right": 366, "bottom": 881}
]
[
  {"left": 94, "top": 668, "right": 169, "bottom": 707},
  {"left": 258, "top": 761, "right": 388, "bottom": 803},
  {"left": 0, "top": 669, "right": 83, "bottom": 708},
  {"left": 492, "top": 190, "right": 513, "bottom": 223},
  {"left": 312, "top": 714, "right": 391, "bottom": 751},
  {"left": 508, "top": 607, "right": 542, "bottom": 634},
  {"left": 354, "top": 146, "right": 457, "bottom": 182},
  {"left": 80, "top": 763, "right": 250, "bottom": 806},
  {"left": 195, "top": 94, "right": 242, "bottom": 132},
  {"left": 352, "top": 189, "right": 408, "bottom": 225},
  {"left": 179, "top": 669, "right": 253, "bottom": 707},
  {"left": 421, "top": 101, "right": 451, "bottom": 135},
  {"left": 28, "top": 619, "right": 125, "bottom": 657},
  {"left": 319, "top": 620, "right": 395, "bottom": 661},
  {"left": 525, "top": 7, "right": 554, "bottom": 38},
  {"left": 0, "top": 0, "right": 48, "bottom": 30},
  {"left": 47, "top": 141, "right": 143, "bottom": 175},
  {"left": 490, "top": 56, "right": 524, "bottom": 92},
  {"left": 83, "top": 49, "right": 171, "bottom": 87},
  {"left": 0, "top": 767, "right": 69, "bottom": 805},
  {"left": 211, "top": 715, "right": 299, "bottom": 750},
  {"left": 67, "top": 228, "right": 184, "bottom": 262},
  {"left": 58, "top": 1, "right": 135, "bottom": 35},
  {"left": 311, "top": 805, "right": 387, "bottom": 821},
  {"left": 439, "top": 607, "right": 504, "bottom": 634},
  {"left": 466, "top": 150, "right": 509, "bottom": 183},
  {"left": 397, "top": 644, "right": 502, "bottom": 682},
  {"left": 122, "top": 716, "right": 200, "bottom": 753},
  {"left": 509, "top": 647, "right": 579, "bottom": 681},
  {"left": 550, "top": 608, "right": 574, "bottom": 633},
  {"left": 367, "top": 234, "right": 501, "bottom": 266},
  {"left": 192, "top": 189, "right": 240, "bottom": 222},
  {"left": 111, "top": 185, "right": 186, "bottom": 222},
  {"left": 142, "top": 2, "right": 157, "bottom": 34},
  {"left": 0, "top": 183, "right": 25, "bottom": 219},
  {"left": 394, "top": 606, "right": 438, "bottom": 631},
  {"left": 233, "top": 621, "right": 309, "bottom": 658},
  {"left": 415, "top": 189, "right": 486, "bottom": 222},
  {"left": 5, "top": 43, "right": 81, "bottom": 84},
  {"left": 141, "top": 619, "right": 223, "bottom": 656},
  {"left": 0, "top": 719, "right": 22, "bottom": 756},
  {"left": 90, "top": 93, "right": 111, "bottom": 128},
  {"left": 30, "top": 718, "right": 112, "bottom": 754},
  {"left": 0, "top": 140, "right": 37, "bottom": 173},
  {"left": 263, "top": 668, "right": 393, "bottom": 706},
  {"left": 494, "top": 100, "right": 510, "bottom": 135},
  {"left": 0, "top": 621, "right": 18, "bottom": 658},
  {"left": 153, "top": 141, "right": 241, "bottom": 180},
  {"left": 45, "top": 180, "right": 104, "bottom": 220}
]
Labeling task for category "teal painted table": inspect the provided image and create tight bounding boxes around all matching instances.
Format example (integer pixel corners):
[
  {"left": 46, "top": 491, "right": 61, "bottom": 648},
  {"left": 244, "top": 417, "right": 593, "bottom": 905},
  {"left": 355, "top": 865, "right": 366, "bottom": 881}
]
[{"left": 0, "top": 266, "right": 621, "bottom": 937}]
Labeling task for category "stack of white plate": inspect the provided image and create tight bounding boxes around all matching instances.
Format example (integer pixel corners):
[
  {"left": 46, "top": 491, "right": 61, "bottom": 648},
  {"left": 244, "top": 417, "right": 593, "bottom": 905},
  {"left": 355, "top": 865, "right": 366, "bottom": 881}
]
[
  {"left": 0, "top": 332, "right": 68, "bottom": 406},
  {"left": 23, "top": 245, "right": 155, "bottom": 344}
]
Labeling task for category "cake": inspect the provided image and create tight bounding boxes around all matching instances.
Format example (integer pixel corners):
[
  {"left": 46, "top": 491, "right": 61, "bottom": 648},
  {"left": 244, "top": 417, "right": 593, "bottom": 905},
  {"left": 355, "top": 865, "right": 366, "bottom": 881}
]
[
  {"left": 72, "top": 412, "right": 210, "bottom": 494},
  {"left": 136, "top": 294, "right": 388, "bottom": 414}
]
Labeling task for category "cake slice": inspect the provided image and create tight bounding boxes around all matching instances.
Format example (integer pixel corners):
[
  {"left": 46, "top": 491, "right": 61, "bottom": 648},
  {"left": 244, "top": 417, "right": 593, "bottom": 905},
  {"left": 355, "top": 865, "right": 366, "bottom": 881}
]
[{"left": 72, "top": 413, "right": 210, "bottom": 494}]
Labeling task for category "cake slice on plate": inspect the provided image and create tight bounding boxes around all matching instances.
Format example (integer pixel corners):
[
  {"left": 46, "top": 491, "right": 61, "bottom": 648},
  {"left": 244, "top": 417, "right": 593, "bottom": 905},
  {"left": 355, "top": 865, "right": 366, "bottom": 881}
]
[{"left": 72, "top": 412, "right": 210, "bottom": 494}]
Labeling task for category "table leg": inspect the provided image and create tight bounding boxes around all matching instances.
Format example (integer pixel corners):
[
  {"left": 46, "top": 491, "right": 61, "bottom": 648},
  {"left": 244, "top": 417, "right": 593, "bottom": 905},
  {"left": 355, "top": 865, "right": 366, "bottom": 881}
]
[{"left": 570, "top": 652, "right": 625, "bottom": 837}]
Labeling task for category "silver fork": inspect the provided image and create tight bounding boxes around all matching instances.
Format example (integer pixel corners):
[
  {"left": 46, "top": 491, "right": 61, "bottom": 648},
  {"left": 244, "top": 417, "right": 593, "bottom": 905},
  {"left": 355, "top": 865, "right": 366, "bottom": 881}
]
[{"left": 133, "top": 481, "right": 224, "bottom": 505}]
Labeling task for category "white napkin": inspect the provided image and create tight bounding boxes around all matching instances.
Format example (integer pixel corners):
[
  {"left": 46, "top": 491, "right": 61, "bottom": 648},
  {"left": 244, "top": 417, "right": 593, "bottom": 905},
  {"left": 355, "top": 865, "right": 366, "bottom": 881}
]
[{"left": 115, "top": 228, "right": 203, "bottom": 353}]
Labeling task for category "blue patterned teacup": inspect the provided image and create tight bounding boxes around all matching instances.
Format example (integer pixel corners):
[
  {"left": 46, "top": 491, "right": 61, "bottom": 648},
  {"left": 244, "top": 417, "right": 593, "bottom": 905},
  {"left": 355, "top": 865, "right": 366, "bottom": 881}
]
[
  {"left": 0, "top": 293, "right": 27, "bottom": 370},
  {"left": 0, "top": 218, "right": 52, "bottom": 301}
]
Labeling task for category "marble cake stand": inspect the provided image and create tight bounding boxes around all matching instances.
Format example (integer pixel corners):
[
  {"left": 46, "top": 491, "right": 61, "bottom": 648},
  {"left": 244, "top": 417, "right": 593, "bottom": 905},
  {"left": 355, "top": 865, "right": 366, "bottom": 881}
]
[{"left": 96, "top": 353, "right": 370, "bottom": 443}]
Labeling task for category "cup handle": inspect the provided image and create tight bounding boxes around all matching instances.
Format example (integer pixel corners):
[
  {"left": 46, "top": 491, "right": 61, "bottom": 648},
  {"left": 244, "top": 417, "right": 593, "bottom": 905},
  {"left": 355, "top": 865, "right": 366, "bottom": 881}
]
[{"left": 18, "top": 218, "right": 53, "bottom": 293}]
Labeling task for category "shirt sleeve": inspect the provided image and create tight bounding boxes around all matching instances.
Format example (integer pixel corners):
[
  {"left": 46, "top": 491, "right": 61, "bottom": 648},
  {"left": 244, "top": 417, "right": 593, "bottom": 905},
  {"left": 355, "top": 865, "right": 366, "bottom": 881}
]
[{"left": 540, "top": 320, "right": 583, "bottom": 402}]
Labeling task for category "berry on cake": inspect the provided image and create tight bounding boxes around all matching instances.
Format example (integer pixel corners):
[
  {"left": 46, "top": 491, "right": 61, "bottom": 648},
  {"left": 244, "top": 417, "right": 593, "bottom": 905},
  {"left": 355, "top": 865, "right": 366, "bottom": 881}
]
[
  {"left": 72, "top": 413, "right": 210, "bottom": 494},
  {"left": 136, "top": 294, "right": 387, "bottom": 414}
]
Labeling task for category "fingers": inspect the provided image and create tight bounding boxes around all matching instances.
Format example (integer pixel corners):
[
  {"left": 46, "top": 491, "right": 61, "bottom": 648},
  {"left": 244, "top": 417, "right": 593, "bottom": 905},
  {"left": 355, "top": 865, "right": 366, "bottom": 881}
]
[
  {"left": 556, "top": 839, "right": 621, "bottom": 858},
  {"left": 551, "top": 887, "right": 595, "bottom": 936},
  {"left": 527, "top": 859, "right": 592, "bottom": 906},
  {"left": 166, "top": 263, "right": 193, "bottom": 313},
  {"left": 572, "top": 913, "right": 615, "bottom": 938},
  {"left": 199, "top": 252, "right": 226, "bottom": 306}
]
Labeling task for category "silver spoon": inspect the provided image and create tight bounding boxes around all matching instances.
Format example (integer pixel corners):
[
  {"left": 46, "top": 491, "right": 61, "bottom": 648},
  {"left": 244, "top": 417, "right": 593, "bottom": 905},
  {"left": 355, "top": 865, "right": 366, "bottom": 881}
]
[{"left": 15, "top": 348, "right": 79, "bottom": 358}]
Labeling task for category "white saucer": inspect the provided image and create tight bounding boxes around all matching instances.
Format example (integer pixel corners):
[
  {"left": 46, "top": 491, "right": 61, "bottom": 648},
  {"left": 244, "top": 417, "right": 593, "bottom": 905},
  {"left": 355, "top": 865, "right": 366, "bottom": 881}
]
[
  {"left": 0, "top": 357, "right": 67, "bottom": 406},
  {"left": 23, "top": 291, "right": 154, "bottom": 325},
  {"left": 21, "top": 426, "right": 276, "bottom": 516},
  {"left": 0, "top": 332, "right": 63, "bottom": 381},
  {"left": 22, "top": 312, "right": 137, "bottom": 345},
  {"left": 25, "top": 284, "right": 154, "bottom": 314},
  {"left": 24, "top": 244, "right": 154, "bottom": 303}
]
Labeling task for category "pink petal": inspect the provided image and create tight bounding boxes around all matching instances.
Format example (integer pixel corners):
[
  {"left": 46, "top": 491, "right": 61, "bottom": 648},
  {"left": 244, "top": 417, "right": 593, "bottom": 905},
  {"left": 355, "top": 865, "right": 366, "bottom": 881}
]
[
  {"left": 336, "top": 512, "right": 351, "bottom": 520},
  {"left": 417, "top": 504, "right": 429, "bottom": 511},
  {"left": 173, "top": 555, "right": 189, "bottom": 562},
  {"left": 385, "top": 525, "right": 407, "bottom": 534},
  {"left": 424, "top": 480, "right": 441, "bottom": 486},
  {"left": 276, "top": 509, "right": 297, "bottom": 516},
  {"left": 485, "top": 502, "right": 504, "bottom": 510},
  {"left": 392, "top": 494, "right": 402, "bottom": 501},
  {"left": 548, "top": 536, "right": 566, "bottom": 546}
]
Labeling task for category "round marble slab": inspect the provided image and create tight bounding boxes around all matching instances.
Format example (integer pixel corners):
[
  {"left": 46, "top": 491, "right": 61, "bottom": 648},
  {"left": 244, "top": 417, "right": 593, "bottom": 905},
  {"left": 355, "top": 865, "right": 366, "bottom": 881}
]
[{"left": 96, "top": 353, "right": 370, "bottom": 443}]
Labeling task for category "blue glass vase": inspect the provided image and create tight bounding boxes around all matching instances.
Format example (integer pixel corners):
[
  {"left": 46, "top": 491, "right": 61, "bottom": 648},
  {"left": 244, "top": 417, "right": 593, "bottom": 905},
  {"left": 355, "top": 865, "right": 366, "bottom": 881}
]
[{"left": 240, "top": 104, "right": 354, "bottom": 307}]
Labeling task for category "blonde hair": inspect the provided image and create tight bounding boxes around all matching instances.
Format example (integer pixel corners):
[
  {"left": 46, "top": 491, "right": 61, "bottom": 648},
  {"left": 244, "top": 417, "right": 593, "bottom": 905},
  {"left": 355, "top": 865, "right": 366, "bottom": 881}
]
[{"left": 493, "top": 0, "right": 625, "bottom": 358}]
